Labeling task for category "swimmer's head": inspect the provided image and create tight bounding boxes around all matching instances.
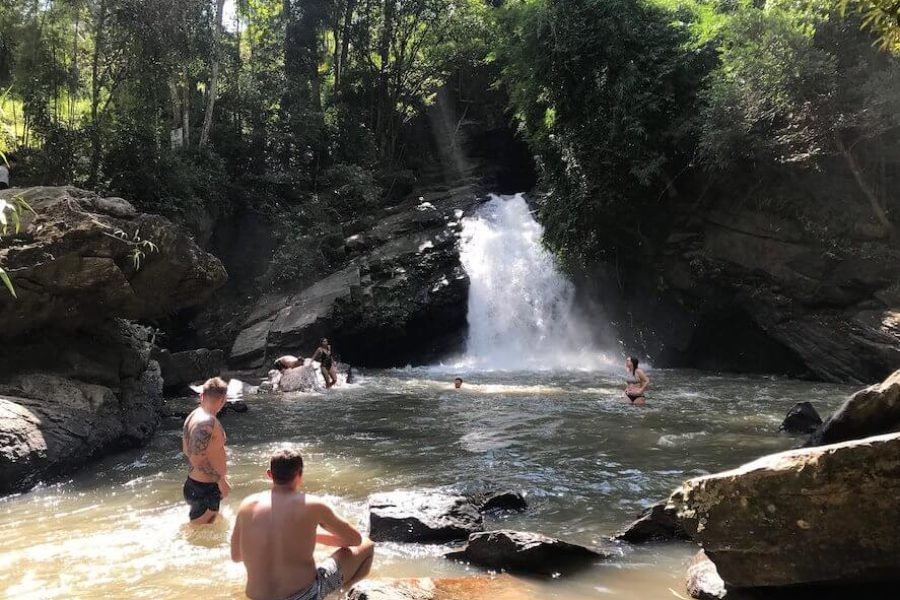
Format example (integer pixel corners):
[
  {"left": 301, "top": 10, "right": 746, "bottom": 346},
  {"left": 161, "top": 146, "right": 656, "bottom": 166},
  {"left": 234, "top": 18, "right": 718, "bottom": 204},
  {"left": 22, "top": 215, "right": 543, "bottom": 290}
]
[
  {"left": 626, "top": 356, "right": 639, "bottom": 372},
  {"left": 268, "top": 448, "right": 304, "bottom": 486},
  {"left": 454, "top": 377, "right": 463, "bottom": 389}
]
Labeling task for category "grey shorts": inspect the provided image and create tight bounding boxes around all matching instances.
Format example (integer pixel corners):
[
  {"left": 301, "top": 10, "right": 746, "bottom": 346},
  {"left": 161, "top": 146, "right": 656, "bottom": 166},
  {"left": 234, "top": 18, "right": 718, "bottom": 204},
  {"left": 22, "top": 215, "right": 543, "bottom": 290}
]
[{"left": 283, "top": 558, "right": 343, "bottom": 600}]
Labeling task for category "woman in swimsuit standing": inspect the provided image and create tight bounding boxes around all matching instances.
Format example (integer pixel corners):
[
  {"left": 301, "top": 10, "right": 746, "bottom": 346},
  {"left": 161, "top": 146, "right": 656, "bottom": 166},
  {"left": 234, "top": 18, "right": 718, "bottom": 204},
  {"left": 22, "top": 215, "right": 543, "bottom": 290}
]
[
  {"left": 312, "top": 338, "right": 338, "bottom": 389},
  {"left": 625, "top": 356, "right": 650, "bottom": 405}
]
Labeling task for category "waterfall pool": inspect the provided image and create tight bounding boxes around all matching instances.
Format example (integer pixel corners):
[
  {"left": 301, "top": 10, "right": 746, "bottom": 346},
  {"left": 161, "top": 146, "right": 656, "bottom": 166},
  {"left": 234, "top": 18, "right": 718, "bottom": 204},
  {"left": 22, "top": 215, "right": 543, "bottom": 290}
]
[{"left": 0, "top": 369, "right": 852, "bottom": 599}]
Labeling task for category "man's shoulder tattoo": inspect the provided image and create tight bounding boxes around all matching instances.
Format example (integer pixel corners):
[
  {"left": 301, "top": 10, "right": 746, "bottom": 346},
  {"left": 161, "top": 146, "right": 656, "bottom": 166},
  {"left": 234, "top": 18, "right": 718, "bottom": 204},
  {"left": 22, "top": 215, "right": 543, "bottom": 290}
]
[{"left": 188, "top": 420, "right": 215, "bottom": 455}]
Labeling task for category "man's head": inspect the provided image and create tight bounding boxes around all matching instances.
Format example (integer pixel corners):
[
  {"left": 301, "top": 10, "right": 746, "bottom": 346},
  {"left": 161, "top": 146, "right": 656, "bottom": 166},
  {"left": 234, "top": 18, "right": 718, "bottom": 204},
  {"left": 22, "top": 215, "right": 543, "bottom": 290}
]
[
  {"left": 200, "top": 376, "right": 228, "bottom": 411},
  {"left": 454, "top": 377, "right": 463, "bottom": 389},
  {"left": 268, "top": 448, "right": 304, "bottom": 487}
]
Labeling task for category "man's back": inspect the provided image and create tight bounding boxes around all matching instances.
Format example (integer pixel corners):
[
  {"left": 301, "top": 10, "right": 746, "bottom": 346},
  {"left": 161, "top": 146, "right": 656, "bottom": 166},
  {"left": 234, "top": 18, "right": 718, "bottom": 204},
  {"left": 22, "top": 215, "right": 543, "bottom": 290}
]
[{"left": 237, "top": 490, "right": 321, "bottom": 600}]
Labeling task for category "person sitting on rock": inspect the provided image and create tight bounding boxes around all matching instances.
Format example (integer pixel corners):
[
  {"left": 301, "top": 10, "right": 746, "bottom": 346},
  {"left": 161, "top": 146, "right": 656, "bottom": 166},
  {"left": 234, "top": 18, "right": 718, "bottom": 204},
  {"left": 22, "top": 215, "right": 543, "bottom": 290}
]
[
  {"left": 311, "top": 338, "right": 338, "bottom": 389},
  {"left": 231, "top": 448, "right": 375, "bottom": 600}
]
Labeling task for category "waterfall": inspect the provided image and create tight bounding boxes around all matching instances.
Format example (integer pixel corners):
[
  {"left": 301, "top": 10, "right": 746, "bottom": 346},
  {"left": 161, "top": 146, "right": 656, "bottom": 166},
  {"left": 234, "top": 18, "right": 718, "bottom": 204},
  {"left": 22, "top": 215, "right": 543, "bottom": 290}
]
[{"left": 459, "top": 193, "right": 609, "bottom": 370}]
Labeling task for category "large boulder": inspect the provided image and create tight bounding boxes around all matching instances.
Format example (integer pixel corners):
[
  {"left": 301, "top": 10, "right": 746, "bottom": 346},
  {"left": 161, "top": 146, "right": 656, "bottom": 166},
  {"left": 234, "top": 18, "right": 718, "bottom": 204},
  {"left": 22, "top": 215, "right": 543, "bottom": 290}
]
[
  {"left": 686, "top": 551, "right": 728, "bottom": 600},
  {"left": 0, "top": 320, "right": 163, "bottom": 494},
  {"left": 230, "top": 187, "right": 484, "bottom": 369},
  {"left": 643, "top": 206, "right": 900, "bottom": 384},
  {"left": 445, "top": 530, "right": 609, "bottom": 576},
  {"left": 369, "top": 491, "right": 484, "bottom": 543},
  {"left": 347, "top": 576, "right": 538, "bottom": 600},
  {"left": 155, "top": 348, "right": 224, "bottom": 395},
  {"left": 672, "top": 432, "right": 900, "bottom": 588},
  {"left": 0, "top": 187, "right": 226, "bottom": 338},
  {"left": 807, "top": 370, "right": 900, "bottom": 446},
  {"left": 0, "top": 187, "right": 226, "bottom": 494},
  {"left": 614, "top": 499, "right": 691, "bottom": 544}
]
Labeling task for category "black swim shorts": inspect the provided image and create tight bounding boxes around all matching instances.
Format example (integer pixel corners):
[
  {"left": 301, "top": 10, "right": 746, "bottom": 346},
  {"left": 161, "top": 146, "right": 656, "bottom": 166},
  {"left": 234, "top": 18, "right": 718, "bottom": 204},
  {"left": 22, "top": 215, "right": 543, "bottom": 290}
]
[{"left": 183, "top": 477, "right": 222, "bottom": 520}]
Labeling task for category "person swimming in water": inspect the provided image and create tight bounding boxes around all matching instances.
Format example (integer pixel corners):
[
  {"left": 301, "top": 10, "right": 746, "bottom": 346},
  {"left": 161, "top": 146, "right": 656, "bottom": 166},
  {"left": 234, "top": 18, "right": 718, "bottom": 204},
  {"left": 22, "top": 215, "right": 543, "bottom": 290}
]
[
  {"left": 312, "top": 338, "right": 338, "bottom": 389},
  {"left": 453, "top": 377, "right": 463, "bottom": 389},
  {"left": 624, "top": 356, "right": 649, "bottom": 406}
]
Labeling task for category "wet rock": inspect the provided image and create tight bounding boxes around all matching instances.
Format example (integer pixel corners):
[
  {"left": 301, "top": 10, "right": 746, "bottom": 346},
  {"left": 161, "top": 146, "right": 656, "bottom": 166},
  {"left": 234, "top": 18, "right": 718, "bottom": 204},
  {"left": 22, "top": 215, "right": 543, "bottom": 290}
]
[
  {"left": 445, "top": 530, "right": 609, "bottom": 576},
  {"left": 0, "top": 321, "right": 163, "bottom": 495},
  {"left": 686, "top": 551, "right": 727, "bottom": 600},
  {"left": 467, "top": 491, "right": 527, "bottom": 514},
  {"left": 614, "top": 499, "right": 691, "bottom": 543},
  {"left": 347, "top": 575, "right": 537, "bottom": 600},
  {"left": 278, "top": 364, "right": 320, "bottom": 393},
  {"left": 369, "top": 492, "right": 483, "bottom": 543},
  {"left": 672, "top": 432, "right": 900, "bottom": 588},
  {"left": 155, "top": 348, "right": 224, "bottom": 395},
  {"left": 229, "top": 188, "right": 486, "bottom": 369},
  {"left": 779, "top": 402, "right": 822, "bottom": 435},
  {"left": 807, "top": 370, "right": 900, "bottom": 446},
  {"left": 645, "top": 207, "right": 900, "bottom": 384}
]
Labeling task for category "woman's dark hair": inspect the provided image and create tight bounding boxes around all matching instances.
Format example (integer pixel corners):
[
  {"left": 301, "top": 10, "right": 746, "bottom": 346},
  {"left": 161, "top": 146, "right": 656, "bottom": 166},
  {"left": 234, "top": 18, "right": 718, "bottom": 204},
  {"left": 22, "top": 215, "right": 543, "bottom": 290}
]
[{"left": 627, "top": 356, "right": 639, "bottom": 372}]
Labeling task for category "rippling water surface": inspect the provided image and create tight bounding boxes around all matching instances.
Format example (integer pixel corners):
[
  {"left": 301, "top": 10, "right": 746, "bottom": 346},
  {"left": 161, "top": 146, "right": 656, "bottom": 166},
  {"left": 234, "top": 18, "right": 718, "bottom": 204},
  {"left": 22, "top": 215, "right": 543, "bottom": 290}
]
[{"left": 0, "top": 369, "right": 853, "bottom": 599}]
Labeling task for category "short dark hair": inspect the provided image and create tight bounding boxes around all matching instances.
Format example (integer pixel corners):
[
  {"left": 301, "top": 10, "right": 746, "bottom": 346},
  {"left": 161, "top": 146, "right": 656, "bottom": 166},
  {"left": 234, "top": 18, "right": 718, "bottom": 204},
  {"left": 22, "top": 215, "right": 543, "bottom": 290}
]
[
  {"left": 202, "top": 376, "right": 228, "bottom": 398},
  {"left": 454, "top": 377, "right": 463, "bottom": 383},
  {"left": 270, "top": 448, "right": 304, "bottom": 484}
]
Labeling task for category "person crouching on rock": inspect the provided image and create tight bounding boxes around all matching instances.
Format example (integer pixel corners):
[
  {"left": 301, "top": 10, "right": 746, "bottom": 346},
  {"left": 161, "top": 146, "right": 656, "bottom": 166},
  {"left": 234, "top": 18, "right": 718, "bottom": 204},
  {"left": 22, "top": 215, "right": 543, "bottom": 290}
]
[
  {"left": 231, "top": 448, "right": 375, "bottom": 600},
  {"left": 312, "top": 338, "right": 338, "bottom": 389},
  {"left": 182, "top": 377, "right": 232, "bottom": 524},
  {"left": 625, "top": 356, "right": 650, "bottom": 406}
]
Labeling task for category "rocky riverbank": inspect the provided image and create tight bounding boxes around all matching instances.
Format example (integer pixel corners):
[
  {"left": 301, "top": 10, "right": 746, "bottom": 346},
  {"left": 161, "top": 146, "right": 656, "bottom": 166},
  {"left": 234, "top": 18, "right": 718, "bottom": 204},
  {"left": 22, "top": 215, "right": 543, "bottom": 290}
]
[{"left": 0, "top": 187, "right": 225, "bottom": 495}]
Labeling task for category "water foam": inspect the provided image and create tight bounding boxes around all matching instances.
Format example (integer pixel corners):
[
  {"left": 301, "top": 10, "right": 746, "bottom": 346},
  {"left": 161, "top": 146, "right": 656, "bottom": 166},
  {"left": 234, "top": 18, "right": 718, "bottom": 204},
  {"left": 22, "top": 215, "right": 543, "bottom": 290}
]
[{"left": 458, "top": 194, "right": 612, "bottom": 370}]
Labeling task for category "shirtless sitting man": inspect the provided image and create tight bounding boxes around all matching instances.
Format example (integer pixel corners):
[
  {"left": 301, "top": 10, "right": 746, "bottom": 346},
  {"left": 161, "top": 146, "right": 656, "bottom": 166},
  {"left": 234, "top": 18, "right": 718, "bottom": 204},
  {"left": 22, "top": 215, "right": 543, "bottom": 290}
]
[
  {"left": 182, "top": 377, "right": 232, "bottom": 524},
  {"left": 231, "top": 449, "right": 375, "bottom": 600}
]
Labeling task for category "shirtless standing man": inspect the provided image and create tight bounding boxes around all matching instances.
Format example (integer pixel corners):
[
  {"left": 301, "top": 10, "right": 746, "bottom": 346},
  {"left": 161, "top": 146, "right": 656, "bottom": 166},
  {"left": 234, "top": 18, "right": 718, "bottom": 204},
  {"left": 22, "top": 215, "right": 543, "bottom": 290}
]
[
  {"left": 231, "top": 449, "right": 375, "bottom": 600},
  {"left": 182, "top": 377, "right": 232, "bottom": 524}
]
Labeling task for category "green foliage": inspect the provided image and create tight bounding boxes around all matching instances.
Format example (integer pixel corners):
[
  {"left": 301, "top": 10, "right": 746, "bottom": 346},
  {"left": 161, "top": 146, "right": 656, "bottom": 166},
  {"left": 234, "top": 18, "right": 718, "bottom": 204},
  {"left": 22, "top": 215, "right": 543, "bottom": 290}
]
[
  {"left": 496, "top": 0, "right": 709, "bottom": 262},
  {"left": 0, "top": 193, "right": 35, "bottom": 297}
]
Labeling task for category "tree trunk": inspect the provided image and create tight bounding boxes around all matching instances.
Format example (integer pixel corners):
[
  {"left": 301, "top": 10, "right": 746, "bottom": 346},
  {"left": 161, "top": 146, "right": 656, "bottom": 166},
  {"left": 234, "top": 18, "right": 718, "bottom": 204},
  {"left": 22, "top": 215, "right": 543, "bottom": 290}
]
[
  {"left": 376, "top": 0, "right": 395, "bottom": 151},
  {"left": 88, "top": 0, "right": 108, "bottom": 187},
  {"left": 335, "top": 0, "right": 356, "bottom": 102},
  {"left": 837, "top": 136, "right": 893, "bottom": 235},
  {"left": 199, "top": 0, "right": 228, "bottom": 149},
  {"left": 182, "top": 69, "right": 191, "bottom": 148}
]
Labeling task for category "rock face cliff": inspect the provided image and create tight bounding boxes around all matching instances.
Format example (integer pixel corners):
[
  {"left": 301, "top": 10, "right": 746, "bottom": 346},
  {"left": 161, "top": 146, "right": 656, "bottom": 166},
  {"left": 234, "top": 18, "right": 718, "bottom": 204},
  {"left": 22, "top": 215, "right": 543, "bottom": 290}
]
[
  {"left": 613, "top": 203, "right": 900, "bottom": 384},
  {"left": 230, "top": 184, "right": 485, "bottom": 369},
  {"left": 0, "top": 187, "right": 226, "bottom": 494}
]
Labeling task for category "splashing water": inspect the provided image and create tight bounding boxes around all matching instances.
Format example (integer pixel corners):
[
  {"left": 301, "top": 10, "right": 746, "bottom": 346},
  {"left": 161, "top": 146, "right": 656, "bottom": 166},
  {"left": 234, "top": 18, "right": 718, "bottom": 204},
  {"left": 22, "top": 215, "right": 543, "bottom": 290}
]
[{"left": 459, "top": 193, "right": 611, "bottom": 370}]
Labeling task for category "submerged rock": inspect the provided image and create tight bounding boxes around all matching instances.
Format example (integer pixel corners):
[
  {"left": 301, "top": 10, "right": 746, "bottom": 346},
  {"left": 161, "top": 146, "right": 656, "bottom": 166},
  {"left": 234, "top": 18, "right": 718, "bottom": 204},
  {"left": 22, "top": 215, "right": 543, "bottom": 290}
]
[
  {"left": 347, "top": 575, "right": 537, "bottom": 600},
  {"left": 614, "top": 498, "right": 691, "bottom": 544},
  {"left": 445, "top": 530, "right": 608, "bottom": 576},
  {"left": 673, "top": 432, "right": 900, "bottom": 588},
  {"left": 807, "top": 369, "right": 900, "bottom": 446},
  {"left": 779, "top": 401, "right": 822, "bottom": 435},
  {"left": 369, "top": 492, "right": 483, "bottom": 543},
  {"left": 467, "top": 491, "right": 528, "bottom": 514}
]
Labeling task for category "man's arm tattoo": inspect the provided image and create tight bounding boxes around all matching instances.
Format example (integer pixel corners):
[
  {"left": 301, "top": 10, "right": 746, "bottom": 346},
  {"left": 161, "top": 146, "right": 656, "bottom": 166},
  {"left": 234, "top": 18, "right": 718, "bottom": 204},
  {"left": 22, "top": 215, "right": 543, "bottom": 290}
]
[{"left": 188, "top": 421, "right": 215, "bottom": 455}]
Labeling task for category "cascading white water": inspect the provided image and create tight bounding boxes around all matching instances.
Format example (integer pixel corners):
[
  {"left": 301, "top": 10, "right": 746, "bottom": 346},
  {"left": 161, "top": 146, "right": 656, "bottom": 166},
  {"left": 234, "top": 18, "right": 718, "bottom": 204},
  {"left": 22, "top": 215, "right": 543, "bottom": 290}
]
[{"left": 459, "top": 193, "right": 610, "bottom": 370}]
